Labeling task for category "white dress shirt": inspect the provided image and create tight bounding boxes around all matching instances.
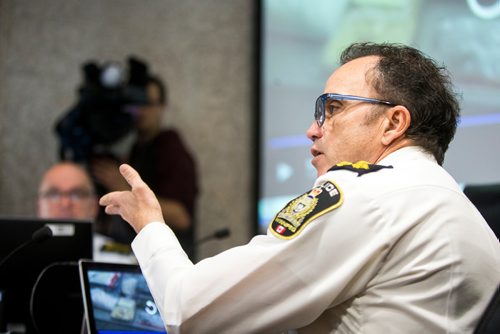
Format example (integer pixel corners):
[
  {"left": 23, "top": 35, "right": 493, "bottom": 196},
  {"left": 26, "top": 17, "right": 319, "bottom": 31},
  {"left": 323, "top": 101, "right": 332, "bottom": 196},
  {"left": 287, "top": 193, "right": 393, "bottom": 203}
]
[{"left": 132, "top": 146, "right": 500, "bottom": 333}]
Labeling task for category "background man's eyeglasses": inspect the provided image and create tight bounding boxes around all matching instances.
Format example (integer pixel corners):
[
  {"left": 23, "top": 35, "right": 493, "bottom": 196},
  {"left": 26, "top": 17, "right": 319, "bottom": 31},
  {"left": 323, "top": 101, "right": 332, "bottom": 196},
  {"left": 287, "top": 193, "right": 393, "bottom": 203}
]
[
  {"left": 315, "top": 93, "right": 396, "bottom": 127},
  {"left": 40, "top": 189, "right": 94, "bottom": 202}
]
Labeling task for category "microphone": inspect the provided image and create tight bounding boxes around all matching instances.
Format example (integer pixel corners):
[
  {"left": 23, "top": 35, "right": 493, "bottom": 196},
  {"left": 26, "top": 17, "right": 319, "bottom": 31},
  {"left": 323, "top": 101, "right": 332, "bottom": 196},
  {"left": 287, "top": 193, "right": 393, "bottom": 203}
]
[
  {"left": 213, "top": 227, "right": 230, "bottom": 239},
  {"left": 195, "top": 227, "right": 230, "bottom": 246},
  {"left": 0, "top": 225, "right": 53, "bottom": 271},
  {"left": 187, "top": 227, "right": 231, "bottom": 256},
  {"left": 32, "top": 225, "right": 54, "bottom": 242}
]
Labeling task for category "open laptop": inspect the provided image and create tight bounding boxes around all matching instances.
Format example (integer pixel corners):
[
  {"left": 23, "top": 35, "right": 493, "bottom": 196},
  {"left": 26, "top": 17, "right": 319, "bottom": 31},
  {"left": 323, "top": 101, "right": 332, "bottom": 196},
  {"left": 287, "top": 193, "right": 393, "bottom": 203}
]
[{"left": 79, "top": 259, "right": 167, "bottom": 334}]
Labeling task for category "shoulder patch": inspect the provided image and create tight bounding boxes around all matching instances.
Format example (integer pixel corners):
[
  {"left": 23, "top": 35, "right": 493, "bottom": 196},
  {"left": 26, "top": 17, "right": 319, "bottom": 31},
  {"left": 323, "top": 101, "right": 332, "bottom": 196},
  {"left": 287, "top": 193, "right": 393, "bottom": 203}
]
[
  {"left": 270, "top": 180, "right": 343, "bottom": 240},
  {"left": 328, "top": 160, "right": 392, "bottom": 176}
]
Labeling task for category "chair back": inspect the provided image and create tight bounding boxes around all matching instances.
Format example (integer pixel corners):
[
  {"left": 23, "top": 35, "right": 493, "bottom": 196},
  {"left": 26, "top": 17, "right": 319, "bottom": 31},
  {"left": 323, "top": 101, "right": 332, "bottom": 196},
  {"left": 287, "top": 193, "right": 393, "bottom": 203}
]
[{"left": 474, "top": 285, "right": 500, "bottom": 334}]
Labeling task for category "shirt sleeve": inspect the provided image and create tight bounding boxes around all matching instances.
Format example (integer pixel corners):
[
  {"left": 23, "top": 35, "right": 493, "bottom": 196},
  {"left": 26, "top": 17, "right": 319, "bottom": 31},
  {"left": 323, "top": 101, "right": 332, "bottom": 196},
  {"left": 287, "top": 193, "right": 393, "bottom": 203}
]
[{"left": 131, "top": 180, "right": 393, "bottom": 333}]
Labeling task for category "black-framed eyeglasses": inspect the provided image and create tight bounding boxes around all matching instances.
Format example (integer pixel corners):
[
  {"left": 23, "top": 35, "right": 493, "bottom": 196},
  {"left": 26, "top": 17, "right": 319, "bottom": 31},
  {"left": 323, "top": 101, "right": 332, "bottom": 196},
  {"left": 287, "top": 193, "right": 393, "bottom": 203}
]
[{"left": 315, "top": 93, "right": 397, "bottom": 127}]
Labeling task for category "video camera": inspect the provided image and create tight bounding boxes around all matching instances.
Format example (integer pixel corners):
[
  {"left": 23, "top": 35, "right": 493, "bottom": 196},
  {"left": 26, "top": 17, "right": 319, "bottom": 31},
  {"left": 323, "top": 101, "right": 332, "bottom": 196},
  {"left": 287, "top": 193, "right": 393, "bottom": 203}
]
[{"left": 55, "top": 56, "right": 151, "bottom": 163}]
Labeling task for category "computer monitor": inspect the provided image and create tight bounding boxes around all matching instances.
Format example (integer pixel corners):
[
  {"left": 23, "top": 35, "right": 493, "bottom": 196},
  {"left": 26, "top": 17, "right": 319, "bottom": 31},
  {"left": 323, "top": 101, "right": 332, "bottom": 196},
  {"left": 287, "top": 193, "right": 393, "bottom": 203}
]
[
  {"left": 0, "top": 217, "right": 93, "bottom": 333},
  {"left": 463, "top": 183, "right": 500, "bottom": 238}
]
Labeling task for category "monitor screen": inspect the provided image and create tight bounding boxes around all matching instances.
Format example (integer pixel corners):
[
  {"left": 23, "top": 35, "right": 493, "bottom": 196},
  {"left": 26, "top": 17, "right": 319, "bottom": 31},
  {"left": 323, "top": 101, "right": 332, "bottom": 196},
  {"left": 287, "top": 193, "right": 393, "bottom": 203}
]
[
  {"left": 258, "top": 0, "right": 500, "bottom": 233},
  {"left": 0, "top": 217, "right": 93, "bottom": 332}
]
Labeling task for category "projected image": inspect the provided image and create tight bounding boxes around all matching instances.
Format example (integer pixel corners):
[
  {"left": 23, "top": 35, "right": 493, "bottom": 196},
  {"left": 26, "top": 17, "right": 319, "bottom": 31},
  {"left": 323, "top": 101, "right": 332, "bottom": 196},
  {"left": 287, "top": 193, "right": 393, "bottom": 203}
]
[{"left": 259, "top": 0, "right": 500, "bottom": 232}]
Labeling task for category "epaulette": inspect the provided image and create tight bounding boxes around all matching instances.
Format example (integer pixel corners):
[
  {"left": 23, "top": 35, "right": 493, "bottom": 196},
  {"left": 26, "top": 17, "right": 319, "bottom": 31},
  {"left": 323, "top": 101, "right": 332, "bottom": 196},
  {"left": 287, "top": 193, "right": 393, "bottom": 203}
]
[{"left": 328, "top": 160, "right": 393, "bottom": 176}]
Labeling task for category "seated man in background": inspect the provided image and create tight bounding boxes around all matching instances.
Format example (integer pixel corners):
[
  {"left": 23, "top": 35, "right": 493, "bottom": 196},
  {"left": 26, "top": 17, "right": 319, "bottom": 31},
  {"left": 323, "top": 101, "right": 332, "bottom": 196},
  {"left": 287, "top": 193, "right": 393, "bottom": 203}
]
[{"left": 37, "top": 161, "right": 136, "bottom": 264}]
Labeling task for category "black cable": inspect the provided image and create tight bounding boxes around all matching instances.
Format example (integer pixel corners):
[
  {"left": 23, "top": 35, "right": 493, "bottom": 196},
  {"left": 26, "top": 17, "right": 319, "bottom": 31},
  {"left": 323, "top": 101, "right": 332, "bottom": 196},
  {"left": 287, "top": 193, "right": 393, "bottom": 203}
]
[{"left": 29, "top": 261, "right": 78, "bottom": 334}]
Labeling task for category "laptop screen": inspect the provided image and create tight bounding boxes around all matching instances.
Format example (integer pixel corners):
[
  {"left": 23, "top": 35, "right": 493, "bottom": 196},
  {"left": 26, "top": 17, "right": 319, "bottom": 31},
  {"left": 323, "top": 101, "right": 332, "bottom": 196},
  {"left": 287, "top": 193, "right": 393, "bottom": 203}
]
[{"left": 79, "top": 260, "right": 167, "bottom": 334}]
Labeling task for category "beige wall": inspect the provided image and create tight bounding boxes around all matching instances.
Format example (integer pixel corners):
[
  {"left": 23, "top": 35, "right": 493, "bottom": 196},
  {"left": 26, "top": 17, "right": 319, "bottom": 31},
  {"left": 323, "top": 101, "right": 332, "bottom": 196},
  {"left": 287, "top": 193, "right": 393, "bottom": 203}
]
[{"left": 0, "top": 0, "right": 256, "bottom": 260}]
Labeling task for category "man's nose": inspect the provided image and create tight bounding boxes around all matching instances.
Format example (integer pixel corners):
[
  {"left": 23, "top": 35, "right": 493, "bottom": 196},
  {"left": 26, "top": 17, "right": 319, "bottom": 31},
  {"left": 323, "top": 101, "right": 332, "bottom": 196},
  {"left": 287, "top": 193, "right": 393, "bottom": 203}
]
[
  {"left": 306, "top": 121, "right": 322, "bottom": 142},
  {"left": 59, "top": 195, "right": 73, "bottom": 206}
]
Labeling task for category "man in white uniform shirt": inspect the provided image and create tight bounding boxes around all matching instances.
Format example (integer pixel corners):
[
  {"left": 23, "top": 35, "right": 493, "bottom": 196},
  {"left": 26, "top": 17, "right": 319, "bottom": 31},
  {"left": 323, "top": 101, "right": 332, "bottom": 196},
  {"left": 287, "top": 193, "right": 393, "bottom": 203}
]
[{"left": 100, "top": 42, "right": 500, "bottom": 333}]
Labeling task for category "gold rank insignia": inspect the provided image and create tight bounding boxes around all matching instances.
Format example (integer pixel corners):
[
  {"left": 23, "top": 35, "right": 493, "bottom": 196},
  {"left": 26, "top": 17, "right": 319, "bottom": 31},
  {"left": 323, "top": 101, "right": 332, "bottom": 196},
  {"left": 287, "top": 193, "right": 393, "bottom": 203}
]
[
  {"left": 328, "top": 160, "right": 392, "bottom": 176},
  {"left": 270, "top": 180, "right": 343, "bottom": 240}
]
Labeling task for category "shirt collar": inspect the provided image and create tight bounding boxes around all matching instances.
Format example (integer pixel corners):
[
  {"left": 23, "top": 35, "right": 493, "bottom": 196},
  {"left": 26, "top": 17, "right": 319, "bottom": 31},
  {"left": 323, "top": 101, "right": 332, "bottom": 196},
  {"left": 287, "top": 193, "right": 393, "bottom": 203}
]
[{"left": 378, "top": 146, "right": 437, "bottom": 166}]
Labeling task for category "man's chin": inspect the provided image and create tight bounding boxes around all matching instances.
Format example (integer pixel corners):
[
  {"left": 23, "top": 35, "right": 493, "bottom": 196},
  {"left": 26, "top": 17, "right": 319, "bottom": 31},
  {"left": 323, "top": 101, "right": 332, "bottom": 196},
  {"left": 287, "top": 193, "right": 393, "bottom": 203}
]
[
  {"left": 312, "top": 154, "right": 335, "bottom": 177},
  {"left": 312, "top": 162, "right": 328, "bottom": 178},
  {"left": 55, "top": 213, "right": 77, "bottom": 220}
]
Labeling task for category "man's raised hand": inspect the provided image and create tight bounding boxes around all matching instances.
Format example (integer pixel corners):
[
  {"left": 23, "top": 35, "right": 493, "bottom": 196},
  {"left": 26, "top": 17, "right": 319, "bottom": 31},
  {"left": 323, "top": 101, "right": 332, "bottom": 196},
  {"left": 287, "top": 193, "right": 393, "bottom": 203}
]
[{"left": 99, "top": 164, "right": 164, "bottom": 233}]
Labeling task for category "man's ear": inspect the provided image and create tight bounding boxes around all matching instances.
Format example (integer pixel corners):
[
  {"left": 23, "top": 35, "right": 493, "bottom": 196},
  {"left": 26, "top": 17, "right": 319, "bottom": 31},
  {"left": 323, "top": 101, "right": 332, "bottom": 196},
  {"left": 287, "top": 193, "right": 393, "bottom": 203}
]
[{"left": 381, "top": 106, "right": 411, "bottom": 146}]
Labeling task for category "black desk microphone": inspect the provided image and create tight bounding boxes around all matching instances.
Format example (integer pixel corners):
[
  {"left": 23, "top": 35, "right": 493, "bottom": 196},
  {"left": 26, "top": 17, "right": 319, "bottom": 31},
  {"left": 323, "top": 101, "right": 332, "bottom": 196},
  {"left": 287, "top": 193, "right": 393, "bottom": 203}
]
[
  {"left": 195, "top": 227, "right": 230, "bottom": 246},
  {"left": 0, "top": 225, "right": 53, "bottom": 272},
  {"left": 187, "top": 227, "right": 231, "bottom": 255}
]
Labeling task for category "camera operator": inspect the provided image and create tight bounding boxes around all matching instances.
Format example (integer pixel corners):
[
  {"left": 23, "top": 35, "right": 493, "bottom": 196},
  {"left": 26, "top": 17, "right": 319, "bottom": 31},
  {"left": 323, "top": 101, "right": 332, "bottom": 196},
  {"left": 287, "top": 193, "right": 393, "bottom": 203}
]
[
  {"left": 91, "top": 74, "right": 199, "bottom": 260},
  {"left": 56, "top": 57, "right": 199, "bottom": 260}
]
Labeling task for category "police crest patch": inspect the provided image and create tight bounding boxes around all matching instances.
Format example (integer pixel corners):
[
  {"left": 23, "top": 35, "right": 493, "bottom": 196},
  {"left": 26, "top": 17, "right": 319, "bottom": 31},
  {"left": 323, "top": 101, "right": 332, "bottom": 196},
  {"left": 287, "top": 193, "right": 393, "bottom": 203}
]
[{"left": 270, "top": 180, "right": 343, "bottom": 240}]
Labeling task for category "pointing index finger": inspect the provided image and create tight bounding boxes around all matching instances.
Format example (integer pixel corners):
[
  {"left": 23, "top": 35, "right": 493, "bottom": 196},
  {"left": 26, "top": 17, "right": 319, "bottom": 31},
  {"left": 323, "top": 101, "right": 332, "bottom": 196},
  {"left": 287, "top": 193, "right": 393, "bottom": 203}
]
[{"left": 119, "top": 164, "right": 145, "bottom": 189}]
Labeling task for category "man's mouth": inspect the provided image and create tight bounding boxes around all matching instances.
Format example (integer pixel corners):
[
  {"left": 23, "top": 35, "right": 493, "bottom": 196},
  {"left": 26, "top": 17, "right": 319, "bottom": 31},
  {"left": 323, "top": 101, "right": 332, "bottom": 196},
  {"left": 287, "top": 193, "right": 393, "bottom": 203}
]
[{"left": 311, "top": 147, "right": 322, "bottom": 157}]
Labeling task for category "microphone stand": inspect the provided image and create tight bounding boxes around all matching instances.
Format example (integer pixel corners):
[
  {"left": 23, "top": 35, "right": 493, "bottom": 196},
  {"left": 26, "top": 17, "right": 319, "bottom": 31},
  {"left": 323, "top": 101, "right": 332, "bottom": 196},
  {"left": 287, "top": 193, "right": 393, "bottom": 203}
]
[{"left": 0, "top": 226, "right": 53, "bottom": 271}]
